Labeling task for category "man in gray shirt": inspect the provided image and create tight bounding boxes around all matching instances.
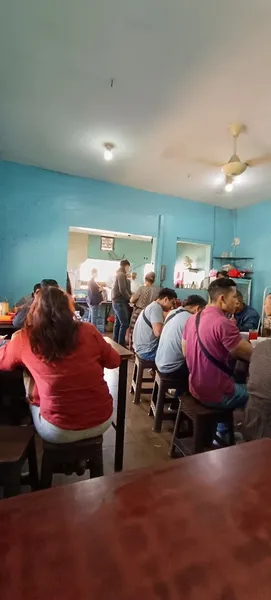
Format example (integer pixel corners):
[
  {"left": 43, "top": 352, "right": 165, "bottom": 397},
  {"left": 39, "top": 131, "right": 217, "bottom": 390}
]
[
  {"left": 155, "top": 295, "right": 207, "bottom": 406},
  {"left": 133, "top": 288, "right": 177, "bottom": 361},
  {"left": 112, "top": 259, "right": 131, "bottom": 347}
]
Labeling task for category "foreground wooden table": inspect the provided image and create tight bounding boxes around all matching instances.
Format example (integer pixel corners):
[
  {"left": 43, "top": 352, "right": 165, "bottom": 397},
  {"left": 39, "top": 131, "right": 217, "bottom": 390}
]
[
  {"left": 104, "top": 337, "right": 132, "bottom": 471},
  {"left": 1, "top": 439, "right": 271, "bottom": 599}
]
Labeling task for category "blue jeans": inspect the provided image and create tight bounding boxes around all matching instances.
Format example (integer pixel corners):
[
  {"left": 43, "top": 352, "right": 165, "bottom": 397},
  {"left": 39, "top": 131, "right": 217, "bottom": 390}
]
[
  {"left": 204, "top": 383, "right": 248, "bottom": 435},
  {"left": 88, "top": 305, "right": 101, "bottom": 329},
  {"left": 139, "top": 349, "right": 157, "bottom": 362},
  {"left": 113, "top": 302, "right": 129, "bottom": 347}
]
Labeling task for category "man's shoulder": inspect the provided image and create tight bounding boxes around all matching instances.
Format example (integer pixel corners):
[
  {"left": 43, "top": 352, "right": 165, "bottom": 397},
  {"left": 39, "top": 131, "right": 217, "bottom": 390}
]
[{"left": 146, "top": 301, "right": 157, "bottom": 312}]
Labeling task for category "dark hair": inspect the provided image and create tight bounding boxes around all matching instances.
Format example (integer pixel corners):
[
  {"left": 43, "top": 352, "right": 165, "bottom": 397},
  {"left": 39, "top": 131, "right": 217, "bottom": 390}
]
[
  {"left": 66, "top": 272, "right": 72, "bottom": 295},
  {"left": 120, "top": 259, "right": 130, "bottom": 268},
  {"left": 183, "top": 295, "right": 207, "bottom": 309},
  {"left": 145, "top": 271, "right": 155, "bottom": 284},
  {"left": 158, "top": 287, "right": 177, "bottom": 300},
  {"left": 25, "top": 287, "right": 78, "bottom": 362},
  {"left": 216, "top": 270, "right": 229, "bottom": 278},
  {"left": 40, "top": 278, "right": 59, "bottom": 288},
  {"left": 236, "top": 290, "right": 243, "bottom": 301},
  {"left": 33, "top": 283, "right": 41, "bottom": 295},
  {"left": 208, "top": 278, "right": 236, "bottom": 302}
]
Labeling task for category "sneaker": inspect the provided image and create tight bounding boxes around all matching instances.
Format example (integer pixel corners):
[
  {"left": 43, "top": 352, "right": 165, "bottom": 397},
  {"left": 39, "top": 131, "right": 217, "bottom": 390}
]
[{"left": 213, "top": 431, "right": 243, "bottom": 447}]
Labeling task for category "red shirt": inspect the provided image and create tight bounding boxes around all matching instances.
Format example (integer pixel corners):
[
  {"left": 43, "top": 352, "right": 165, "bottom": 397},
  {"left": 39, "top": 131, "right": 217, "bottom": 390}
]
[
  {"left": 183, "top": 306, "right": 241, "bottom": 403},
  {"left": 0, "top": 323, "right": 120, "bottom": 430}
]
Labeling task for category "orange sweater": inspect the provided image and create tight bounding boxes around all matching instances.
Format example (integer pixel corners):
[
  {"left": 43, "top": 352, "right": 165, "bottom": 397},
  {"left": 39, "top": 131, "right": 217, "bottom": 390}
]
[{"left": 0, "top": 323, "right": 120, "bottom": 430}]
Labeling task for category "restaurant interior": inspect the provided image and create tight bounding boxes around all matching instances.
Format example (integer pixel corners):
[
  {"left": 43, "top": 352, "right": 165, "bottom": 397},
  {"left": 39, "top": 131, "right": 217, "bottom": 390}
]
[{"left": 1, "top": 1, "right": 271, "bottom": 597}]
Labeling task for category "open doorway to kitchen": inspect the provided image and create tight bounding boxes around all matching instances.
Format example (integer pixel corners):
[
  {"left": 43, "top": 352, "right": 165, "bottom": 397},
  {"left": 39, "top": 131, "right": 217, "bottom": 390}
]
[{"left": 67, "top": 226, "right": 155, "bottom": 331}]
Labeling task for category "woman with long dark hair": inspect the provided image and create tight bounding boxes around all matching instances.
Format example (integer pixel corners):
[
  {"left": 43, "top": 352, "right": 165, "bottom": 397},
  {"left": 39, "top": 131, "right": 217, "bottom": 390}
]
[{"left": 0, "top": 287, "right": 120, "bottom": 442}]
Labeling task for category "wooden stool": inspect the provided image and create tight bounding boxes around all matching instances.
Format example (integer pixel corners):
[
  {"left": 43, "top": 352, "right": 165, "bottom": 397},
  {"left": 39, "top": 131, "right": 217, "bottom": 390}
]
[
  {"left": 130, "top": 354, "right": 156, "bottom": 404},
  {"left": 0, "top": 425, "right": 39, "bottom": 498},
  {"left": 149, "top": 372, "right": 184, "bottom": 433},
  {"left": 169, "top": 395, "right": 235, "bottom": 457},
  {"left": 40, "top": 435, "right": 104, "bottom": 489}
]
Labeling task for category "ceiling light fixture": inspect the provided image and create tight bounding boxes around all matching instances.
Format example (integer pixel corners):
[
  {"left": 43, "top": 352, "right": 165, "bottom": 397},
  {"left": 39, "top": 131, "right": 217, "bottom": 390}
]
[
  {"left": 104, "top": 143, "right": 114, "bottom": 161},
  {"left": 225, "top": 182, "right": 233, "bottom": 192}
]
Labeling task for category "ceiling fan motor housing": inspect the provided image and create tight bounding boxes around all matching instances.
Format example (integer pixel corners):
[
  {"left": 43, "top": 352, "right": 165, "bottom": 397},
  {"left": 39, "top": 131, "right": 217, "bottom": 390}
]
[{"left": 222, "top": 156, "right": 247, "bottom": 177}]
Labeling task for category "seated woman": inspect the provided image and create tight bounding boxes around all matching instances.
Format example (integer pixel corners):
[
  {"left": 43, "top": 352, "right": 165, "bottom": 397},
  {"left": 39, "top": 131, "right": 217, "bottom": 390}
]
[
  {"left": 0, "top": 287, "right": 120, "bottom": 443},
  {"left": 128, "top": 272, "right": 159, "bottom": 350}
]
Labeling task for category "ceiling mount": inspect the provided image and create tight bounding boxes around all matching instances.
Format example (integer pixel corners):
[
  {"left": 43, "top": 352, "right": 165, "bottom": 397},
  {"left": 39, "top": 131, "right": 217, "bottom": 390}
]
[{"left": 228, "top": 123, "right": 247, "bottom": 138}]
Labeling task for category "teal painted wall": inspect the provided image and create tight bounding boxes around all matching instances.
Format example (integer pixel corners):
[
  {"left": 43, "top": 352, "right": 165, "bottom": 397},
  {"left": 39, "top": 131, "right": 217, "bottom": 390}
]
[
  {"left": 88, "top": 235, "right": 152, "bottom": 282},
  {"left": 235, "top": 202, "right": 271, "bottom": 313},
  {"left": 0, "top": 162, "right": 234, "bottom": 304}
]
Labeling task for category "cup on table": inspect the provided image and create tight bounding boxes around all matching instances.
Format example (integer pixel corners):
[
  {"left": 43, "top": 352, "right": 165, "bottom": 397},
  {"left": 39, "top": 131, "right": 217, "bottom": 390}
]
[{"left": 249, "top": 330, "right": 259, "bottom": 341}]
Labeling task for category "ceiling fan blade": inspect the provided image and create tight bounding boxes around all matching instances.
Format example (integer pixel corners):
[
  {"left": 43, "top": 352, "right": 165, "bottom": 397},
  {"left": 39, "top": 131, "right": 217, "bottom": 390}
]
[
  {"left": 246, "top": 154, "right": 271, "bottom": 167},
  {"left": 196, "top": 157, "right": 223, "bottom": 168}
]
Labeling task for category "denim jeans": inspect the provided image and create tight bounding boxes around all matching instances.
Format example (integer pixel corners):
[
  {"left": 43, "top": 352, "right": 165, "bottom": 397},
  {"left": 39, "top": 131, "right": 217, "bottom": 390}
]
[
  {"left": 139, "top": 349, "right": 158, "bottom": 362},
  {"left": 113, "top": 302, "right": 129, "bottom": 346},
  {"left": 204, "top": 383, "right": 248, "bottom": 435},
  {"left": 88, "top": 305, "right": 100, "bottom": 329}
]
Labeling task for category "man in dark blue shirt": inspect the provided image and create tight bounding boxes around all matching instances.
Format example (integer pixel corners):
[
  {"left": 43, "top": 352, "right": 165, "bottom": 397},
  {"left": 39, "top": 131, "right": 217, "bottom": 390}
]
[{"left": 235, "top": 290, "right": 260, "bottom": 332}]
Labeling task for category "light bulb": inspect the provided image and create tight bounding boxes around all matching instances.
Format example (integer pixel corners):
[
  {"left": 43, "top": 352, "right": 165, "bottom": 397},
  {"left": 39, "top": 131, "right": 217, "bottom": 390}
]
[
  {"left": 225, "top": 182, "right": 233, "bottom": 192},
  {"left": 104, "top": 148, "right": 113, "bottom": 161}
]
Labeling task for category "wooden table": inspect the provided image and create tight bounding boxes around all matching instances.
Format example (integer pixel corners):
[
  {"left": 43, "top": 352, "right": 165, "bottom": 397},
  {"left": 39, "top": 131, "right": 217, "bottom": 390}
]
[
  {"left": 1, "top": 439, "right": 271, "bottom": 599},
  {"left": 104, "top": 337, "right": 132, "bottom": 471}
]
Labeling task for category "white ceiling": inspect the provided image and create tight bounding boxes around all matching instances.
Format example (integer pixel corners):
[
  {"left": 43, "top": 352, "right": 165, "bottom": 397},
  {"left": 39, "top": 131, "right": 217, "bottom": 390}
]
[{"left": 1, "top": 1, "right": 271, "bottom": 209}]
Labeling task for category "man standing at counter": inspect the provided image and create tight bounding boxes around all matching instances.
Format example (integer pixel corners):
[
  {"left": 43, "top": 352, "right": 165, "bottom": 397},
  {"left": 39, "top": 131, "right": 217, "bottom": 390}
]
[{"left": 112, "top": 260, "right": 131, "bottom": 346}]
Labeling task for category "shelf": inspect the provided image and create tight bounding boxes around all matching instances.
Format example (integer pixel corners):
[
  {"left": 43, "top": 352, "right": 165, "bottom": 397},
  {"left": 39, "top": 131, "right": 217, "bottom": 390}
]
[{"left": 212, "top": 256, "right": 254, "bottom": 260}]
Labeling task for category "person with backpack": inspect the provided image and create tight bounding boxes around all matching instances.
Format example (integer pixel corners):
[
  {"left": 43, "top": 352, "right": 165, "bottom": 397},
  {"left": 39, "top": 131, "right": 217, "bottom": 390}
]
[
  {"left": 133, "top": 288, "right": 177, "bottom": 361},
  {"left": 155, "top": 295, "right": 207, "bottom": 400},
  {"left": 182, "top": 278, "right": 252, "bottom": 410}
]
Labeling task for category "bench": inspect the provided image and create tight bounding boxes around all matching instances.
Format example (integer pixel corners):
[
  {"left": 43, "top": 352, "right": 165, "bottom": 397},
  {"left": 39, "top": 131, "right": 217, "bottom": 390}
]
[
  {"left": 40, "top": 435, "right": 104, "bottom": 488},
  {"left": 169, "top": 395, "right": 235, "bottom": 457},
  {"left": 130, "top": 354, "right": 156, "bottom": 405},
  {"left": 149, "top": 371, "right": 187, "bottom": 432},
  {"left": 0, "top": 425, "right": 38, "bottom": 498}
]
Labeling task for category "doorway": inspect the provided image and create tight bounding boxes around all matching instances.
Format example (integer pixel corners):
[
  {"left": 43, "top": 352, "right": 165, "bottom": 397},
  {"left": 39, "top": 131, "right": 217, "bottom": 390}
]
[{"left": 67, "top": 226, "right": 155, "bottom": 299}]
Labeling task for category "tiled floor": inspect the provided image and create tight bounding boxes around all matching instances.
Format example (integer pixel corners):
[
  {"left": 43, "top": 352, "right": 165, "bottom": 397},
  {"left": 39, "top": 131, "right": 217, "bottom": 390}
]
[{"left": 52, "top": 359, "right": 175, "bottom": 487}]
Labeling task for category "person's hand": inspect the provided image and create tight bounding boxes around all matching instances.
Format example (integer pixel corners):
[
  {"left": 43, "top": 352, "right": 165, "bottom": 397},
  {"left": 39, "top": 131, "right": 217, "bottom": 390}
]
[{"left": 0, "top": 335, "right": 7, "bottom": 341}]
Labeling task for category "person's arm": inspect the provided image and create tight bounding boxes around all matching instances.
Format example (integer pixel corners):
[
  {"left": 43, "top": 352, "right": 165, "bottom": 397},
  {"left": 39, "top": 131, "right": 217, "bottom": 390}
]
[
  {"left": 12, "top": 303, "right": 30, "bottom": 330},
  {"left": 150, "top": 304, "right": 164, "bottom": 338},
  {"left": 152, "top": 322, "right": 163, "bottom": 337},
  {"left": 230, "top": 339, "right": 253, "bottom": 361},
  {"left": 95, "top": 330, "right": 121, "bottom": 369},
  {"left": 0, "top": 333, "right": 23, "bottom": 370},
  {"left": 182, "top": 317, "right": 193, "bottom": 358},
  {"left": 220, "top": 320, "right": 252, "bottom": 362},
  {"left": 118, "top": 273, "right": 131, "bottom": 301},
  {"left": 130, "top": 287, "right": 142, "bottom": 305}
]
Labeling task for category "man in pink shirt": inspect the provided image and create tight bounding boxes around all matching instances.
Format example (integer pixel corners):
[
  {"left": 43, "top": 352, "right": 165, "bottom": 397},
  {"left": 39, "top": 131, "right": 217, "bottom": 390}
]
[{"left": 182, "top": 278, "right": 252, "bottom": 409}]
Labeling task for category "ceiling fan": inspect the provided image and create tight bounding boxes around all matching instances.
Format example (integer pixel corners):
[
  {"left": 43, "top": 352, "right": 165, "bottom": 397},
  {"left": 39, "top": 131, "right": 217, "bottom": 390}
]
[
  {"left": 163, "top": 123, "right": 271, "bottom": 191},
  {"left": 199, "top": 123, "right": 271, "bottom": 179}
]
